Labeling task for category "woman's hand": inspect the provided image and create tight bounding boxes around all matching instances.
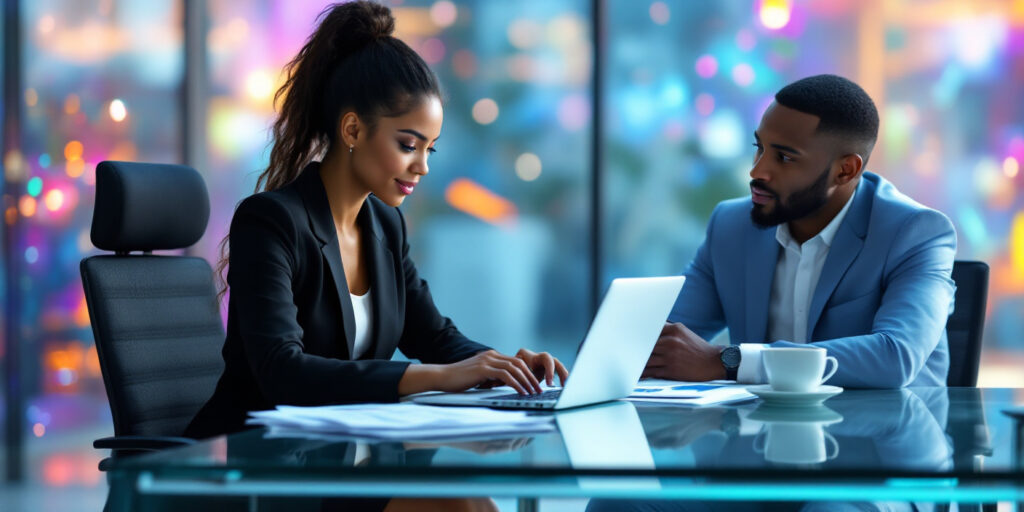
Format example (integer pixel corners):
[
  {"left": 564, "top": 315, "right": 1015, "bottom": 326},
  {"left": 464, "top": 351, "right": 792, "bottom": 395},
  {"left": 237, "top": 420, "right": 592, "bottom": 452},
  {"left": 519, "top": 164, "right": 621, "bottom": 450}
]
[
  {"left": 400, "top": 350, "right": 544, "bottom": 396},
  {"left": 512, "top": 348, "right": 569, "bottom": 387}
]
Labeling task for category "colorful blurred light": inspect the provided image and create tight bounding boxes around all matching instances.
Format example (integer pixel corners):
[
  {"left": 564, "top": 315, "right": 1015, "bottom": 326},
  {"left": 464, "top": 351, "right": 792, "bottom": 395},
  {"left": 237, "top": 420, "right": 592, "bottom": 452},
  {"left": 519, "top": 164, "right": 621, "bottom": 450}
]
[
  {"left": 33, "top": 423, "right": 45, "bottom": 437},
  {"left": 556, "top": 93, "right": 589, "bottom": 132},
  {"left": 695, "top": 93, "right": 715, "bottom": 116},
  {"left": 38, "top": 15, "right": 55, "bottom": 35},
  {"left": 25, "top": 87, "right": 38, "bottom": 107},
  {"left": 515, "top": 153, "right": 542, "bottom": 181},
  {"left": 5, "top": 207, "right": 17, "bottom": 225},
  {"left": 731, "top": 63, "right": 756, "bottom": 87},
  {"left": 45, "top": 189, "right": 65, "bottom": 211},
  {"left": 508, "top": 19, "right": 543, "bottom": 50},
  {"left": 452, "top": 49, "right": 477, "bottom": 79},
  {"left": 243, "top": 71, "right": 274, "bottom": 103},
  {"left": 419, "top": 37, "right": 446, "bottom": 65},
  {"left": 951, "top": 16, "right": 1007, "bottom": 70},
  {"left": 736, "top": 29, "right": 757, "bottom": 51},
  {"left": 1011, "top": 212, "right": 1024, "bottom": 277},
  {"left": 1004, "top": 157, "right": 1020, "bottom": 178},
  {"left": 38, "top": 153, "right": 51, "bottom": 168},
  {"left": 27, "top": 176, "right": 43, "bottom": 197},
  {"left": 64, "top": 140, "right": 84, "bottom": 161},
  {"left": 109, "top": 98, "right": 127, "bottom": 122},
  {"left": 759, "top": 0, "right": 792, "bottom": 30},
  {"left": 63, "top": 94, "right": 80, "bottom": 115},
  {"left": 25, "top": 246, "right": 39, "bottom": 264},
  {"left": 649, "top": 2, "right": 670, "bottom": 25},
  {"left": 695, "top": 54, "right": 718, "bottom": 78},
  {"left": 445, "top": 178, "right": 518, "bottom": 225},
  {"left": 700, "top": 109, "right": 745, "bottom": 159},
  {"left": 471, "top": 98, "right": 499, "bottom": 125},
  {"left": 66, "top": 159, "right": 86, "bottom": 178},
  {"left": 19, "top": 196, "right": 37, "bottom": 217},
  {"left": 5, "top": 149, "right": 26, "bottom": 181},
  {"left": 429, "top": 1, "right": 457, "bottom": 28}
]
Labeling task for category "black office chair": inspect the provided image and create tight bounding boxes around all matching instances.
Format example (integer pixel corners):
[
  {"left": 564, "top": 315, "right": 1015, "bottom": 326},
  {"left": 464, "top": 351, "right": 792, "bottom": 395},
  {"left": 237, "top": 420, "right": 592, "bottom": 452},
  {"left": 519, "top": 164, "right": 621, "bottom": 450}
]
[
  {"left": 81, "top": 161, "right": 224, "bottom": 470},
  {"left": 945, "top": 260, "right": 989, "bottom": 387}
]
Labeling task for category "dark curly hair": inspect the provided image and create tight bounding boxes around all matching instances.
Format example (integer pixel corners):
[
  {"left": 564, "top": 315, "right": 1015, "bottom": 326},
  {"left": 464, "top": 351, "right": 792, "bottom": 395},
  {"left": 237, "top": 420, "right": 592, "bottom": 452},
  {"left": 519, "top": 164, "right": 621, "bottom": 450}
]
[{"left": 775, "top": 74, "right": 879, "bottom": 164}]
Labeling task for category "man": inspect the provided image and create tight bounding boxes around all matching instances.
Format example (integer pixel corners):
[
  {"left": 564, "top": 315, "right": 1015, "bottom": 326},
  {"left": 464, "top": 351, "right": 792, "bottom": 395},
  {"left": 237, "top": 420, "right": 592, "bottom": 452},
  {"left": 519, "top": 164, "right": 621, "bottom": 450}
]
[{"left": 644, "top": 74, "right": 956, "bottom": 388}]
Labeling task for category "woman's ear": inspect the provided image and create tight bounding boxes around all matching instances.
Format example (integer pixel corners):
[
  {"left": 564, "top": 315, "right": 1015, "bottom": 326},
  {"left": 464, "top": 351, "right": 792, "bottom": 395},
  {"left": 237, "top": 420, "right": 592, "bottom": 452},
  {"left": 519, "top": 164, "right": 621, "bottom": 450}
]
[{"left": 338, "top": 111, "right": 362, "bottom": 149}]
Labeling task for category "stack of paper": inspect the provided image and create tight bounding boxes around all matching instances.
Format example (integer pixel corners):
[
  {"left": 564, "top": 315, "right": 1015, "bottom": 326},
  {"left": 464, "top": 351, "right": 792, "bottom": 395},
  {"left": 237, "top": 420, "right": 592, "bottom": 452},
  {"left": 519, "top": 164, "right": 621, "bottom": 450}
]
[
  {"left": 247, "top": 402, "right": 555, "bottom": 441},
  {"left": 629, "top": 380, "right": 756, "bottom": 405}
]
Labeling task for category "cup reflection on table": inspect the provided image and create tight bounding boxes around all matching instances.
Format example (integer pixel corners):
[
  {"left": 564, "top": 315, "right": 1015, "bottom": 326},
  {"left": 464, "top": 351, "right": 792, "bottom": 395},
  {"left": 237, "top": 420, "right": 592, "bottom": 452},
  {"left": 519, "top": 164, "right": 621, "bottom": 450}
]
[{"left": 749, "top": 404, "right": 843, "bottom": 466}]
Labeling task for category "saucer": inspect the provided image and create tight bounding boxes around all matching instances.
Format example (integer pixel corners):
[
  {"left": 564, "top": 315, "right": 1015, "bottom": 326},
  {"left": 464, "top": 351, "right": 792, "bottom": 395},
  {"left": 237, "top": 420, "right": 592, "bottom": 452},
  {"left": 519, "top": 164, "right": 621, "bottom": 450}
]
[
  {"left": 747, "top": 403, "right": 843, "bottom": 425},
  {"left": 746, "top": 385, "right": 843, "bottom": 407}
]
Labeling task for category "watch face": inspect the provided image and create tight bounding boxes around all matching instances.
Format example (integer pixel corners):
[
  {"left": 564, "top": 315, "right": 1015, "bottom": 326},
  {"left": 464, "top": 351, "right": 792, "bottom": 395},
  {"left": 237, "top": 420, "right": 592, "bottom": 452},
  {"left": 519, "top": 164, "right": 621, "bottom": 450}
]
[{"left": 721, "top": 346, "right": 741, "bottom": 368}]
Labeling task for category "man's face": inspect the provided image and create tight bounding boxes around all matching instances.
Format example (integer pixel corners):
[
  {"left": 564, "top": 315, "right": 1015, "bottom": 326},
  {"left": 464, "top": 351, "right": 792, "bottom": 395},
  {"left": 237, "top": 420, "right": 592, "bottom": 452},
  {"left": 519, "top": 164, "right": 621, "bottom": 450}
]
[{"left": 749, "top": 102, "right": 836, "bottom": 228}]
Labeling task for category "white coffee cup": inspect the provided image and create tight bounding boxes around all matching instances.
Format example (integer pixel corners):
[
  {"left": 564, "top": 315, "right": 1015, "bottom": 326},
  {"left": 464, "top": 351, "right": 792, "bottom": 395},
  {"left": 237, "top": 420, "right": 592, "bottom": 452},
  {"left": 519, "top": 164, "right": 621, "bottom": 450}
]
[
  {"left": 753, "top": 422, "right": 839, "bottom": 465},
  {"left": 762, "top": 347, "right": 838, "bottom": 392}
]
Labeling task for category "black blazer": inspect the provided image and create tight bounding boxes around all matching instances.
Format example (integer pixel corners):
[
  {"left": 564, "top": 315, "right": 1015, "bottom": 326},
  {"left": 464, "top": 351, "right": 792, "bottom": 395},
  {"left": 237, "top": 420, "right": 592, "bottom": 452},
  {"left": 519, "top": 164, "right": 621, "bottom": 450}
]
[{"left": 186, "top": 162, "right": 490, "bottom": 438}]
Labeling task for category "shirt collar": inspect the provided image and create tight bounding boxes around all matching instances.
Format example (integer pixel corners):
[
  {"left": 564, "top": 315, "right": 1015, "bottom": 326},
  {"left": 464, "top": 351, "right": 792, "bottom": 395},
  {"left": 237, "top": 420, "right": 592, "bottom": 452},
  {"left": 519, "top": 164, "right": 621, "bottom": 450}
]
[{"left": 776, "top": 188, "right": 857, "bottom": 249}]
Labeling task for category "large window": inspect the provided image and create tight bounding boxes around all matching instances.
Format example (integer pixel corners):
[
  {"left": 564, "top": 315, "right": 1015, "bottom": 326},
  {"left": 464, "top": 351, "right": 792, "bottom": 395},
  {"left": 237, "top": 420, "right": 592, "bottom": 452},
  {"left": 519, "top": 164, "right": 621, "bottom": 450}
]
[{"left": 16, "top": 0, "right": 183, "bottom": 483}]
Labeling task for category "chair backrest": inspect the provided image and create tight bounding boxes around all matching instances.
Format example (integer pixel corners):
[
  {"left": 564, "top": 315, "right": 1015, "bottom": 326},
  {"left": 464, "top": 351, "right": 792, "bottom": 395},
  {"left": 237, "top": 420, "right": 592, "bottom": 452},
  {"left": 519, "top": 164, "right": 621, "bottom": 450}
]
[
  {"left": 81, "top": 161, "right": 224, "bottom": 438},
  {"left": 945, "top": 260, "right": 989, "bottom": 387}
]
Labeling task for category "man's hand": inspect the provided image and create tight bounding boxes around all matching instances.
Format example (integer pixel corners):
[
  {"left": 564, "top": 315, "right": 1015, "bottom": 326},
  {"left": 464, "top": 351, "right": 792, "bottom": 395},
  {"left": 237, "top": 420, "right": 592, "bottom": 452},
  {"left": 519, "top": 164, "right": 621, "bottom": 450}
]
[{"left": 641, "top": 322, "right": 725, "bottom": 381}]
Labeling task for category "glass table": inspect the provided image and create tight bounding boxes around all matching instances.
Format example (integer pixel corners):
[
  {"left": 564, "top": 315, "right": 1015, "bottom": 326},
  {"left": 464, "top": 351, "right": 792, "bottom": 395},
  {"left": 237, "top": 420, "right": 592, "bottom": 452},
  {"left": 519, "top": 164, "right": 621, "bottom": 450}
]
[{"left": 105, "top": 388, "right": 1024, "bottom": 511}]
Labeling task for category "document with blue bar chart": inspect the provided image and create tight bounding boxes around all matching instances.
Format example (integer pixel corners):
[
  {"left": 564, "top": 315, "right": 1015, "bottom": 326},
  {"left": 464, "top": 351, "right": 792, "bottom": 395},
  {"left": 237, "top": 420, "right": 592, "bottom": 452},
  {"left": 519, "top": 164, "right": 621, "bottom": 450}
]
[{"left": 629, "top": 379, "right": 756, "bottom": 405}]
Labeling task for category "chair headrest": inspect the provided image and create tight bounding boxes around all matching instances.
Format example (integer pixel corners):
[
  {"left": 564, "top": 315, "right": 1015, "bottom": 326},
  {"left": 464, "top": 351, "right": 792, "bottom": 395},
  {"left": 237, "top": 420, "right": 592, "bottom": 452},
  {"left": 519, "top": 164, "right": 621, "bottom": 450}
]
[{"left": 91, "top": 161, "right": 210, "bottom": 252}]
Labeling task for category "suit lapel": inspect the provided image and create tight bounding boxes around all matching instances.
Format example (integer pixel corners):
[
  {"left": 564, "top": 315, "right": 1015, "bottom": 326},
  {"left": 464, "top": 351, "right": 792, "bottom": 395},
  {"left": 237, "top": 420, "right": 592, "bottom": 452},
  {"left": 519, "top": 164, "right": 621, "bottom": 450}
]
[
  {"left": 360, "top": 203, "right": 400, "bottom": 360},
  {"left": 806, "top": 182, "right": 871, "bottom": 339},
  {"left": 744, "top": 227, "right": 779, "bottom": 343},
  {"left": 296, "top": 163, "right": 357, "bottom": 357}
]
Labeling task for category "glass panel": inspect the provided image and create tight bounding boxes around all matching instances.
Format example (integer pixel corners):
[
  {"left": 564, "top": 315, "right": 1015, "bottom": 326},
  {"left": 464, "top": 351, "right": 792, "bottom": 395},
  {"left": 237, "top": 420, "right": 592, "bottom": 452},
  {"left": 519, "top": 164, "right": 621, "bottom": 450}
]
[
  {"left": 603, "top": 1, "right": 1024, "bottom": 378},
  {"left": 19, "top": 0, "right": 182, "bottom": 486},
  {"left": 201, "top": 0, "right": 591, "bottom": 363}
]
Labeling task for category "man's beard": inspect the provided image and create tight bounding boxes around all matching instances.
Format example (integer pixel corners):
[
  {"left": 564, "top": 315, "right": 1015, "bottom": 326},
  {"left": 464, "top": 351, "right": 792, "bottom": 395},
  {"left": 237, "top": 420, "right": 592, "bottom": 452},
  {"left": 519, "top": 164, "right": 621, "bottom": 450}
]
[{"left": 750, "top": 165, "right": 831, "bottom": 228}]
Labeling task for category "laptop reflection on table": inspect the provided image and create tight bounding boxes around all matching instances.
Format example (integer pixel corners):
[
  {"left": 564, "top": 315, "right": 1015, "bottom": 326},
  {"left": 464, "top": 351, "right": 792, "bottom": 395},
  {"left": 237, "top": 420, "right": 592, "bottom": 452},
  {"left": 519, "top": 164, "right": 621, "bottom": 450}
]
[
  {"left": 413, "top": 276, "right": 686, "bottom": 410},
  {"left": 556, "top": 401, "right": 659, "bottom": 491}
]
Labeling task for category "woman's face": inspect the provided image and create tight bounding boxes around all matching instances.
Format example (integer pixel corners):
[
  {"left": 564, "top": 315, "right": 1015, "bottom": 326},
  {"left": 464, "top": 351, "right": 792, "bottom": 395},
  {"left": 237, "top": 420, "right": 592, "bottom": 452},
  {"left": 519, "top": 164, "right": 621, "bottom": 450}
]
[{"left": 351, "top": 95, "right": 443, "bottom": 207}]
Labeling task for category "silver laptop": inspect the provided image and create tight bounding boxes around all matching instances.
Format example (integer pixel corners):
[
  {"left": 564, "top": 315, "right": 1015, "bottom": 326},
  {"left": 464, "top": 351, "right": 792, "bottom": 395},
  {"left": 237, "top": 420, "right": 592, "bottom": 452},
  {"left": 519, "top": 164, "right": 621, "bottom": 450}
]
[{"left": 413, "top": 276, "right": 685, "bottom": 410}]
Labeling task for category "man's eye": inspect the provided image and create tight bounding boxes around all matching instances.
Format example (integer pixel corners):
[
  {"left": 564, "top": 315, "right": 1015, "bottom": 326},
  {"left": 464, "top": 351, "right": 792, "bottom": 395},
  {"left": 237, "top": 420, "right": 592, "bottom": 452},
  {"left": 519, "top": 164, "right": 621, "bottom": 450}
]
[{"left": 779, "top": 153, "right": 794, "bottom": 163}]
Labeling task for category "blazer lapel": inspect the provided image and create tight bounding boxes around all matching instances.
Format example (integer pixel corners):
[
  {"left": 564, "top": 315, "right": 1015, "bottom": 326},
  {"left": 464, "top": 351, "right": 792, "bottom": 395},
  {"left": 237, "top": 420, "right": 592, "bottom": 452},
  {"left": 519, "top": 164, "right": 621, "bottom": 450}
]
[
  {"left": 361, "top": 202, "right": 400, "bottom": 360},
  {"left": 806, "top": 183, "right": 871, "bottom": 338},
  {"left": 296, "top": 163, "right": 357, "bottom": 357},
  {"left": 744, "top": 227, "right": 779, "bottom": 343}
]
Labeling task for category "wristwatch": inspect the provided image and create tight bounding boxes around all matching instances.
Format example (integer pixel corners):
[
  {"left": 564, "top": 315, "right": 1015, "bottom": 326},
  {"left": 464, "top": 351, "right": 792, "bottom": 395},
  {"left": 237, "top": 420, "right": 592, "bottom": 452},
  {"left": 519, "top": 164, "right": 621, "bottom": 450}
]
[{"left": 720, "top": 345, "right": 741, "bottom": 380}]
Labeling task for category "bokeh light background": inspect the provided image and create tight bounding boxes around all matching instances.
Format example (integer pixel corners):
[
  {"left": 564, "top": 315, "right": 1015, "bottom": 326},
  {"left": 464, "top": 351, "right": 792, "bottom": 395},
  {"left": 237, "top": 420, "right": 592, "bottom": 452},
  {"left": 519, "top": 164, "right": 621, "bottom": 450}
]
[{"left": 2, "top": 0, "right": 1023, "bottom": 493}]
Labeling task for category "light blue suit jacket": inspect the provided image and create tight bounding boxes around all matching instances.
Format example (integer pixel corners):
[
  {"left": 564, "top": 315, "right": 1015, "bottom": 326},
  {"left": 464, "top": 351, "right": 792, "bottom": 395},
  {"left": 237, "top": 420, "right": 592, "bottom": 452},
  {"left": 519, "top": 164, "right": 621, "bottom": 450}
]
[{"left": 669, "top": 172, "right": 956, "bottom": 388}]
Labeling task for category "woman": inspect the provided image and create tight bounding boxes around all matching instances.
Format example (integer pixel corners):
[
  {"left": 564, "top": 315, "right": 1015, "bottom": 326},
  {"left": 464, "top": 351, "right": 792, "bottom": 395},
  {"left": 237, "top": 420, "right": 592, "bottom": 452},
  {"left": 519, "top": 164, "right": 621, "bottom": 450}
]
[{"left": 186, "top": 2, "right": 567, "bottom": 507}]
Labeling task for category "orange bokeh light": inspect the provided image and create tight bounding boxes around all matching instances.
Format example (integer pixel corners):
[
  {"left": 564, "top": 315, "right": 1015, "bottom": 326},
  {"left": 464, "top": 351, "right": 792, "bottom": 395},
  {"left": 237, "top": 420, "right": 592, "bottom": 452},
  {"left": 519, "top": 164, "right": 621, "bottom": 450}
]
[
  {"left": 444, "top": 178, "right": 518, "bottom": 225},
  {"left": 18, "top": 196, "right": 37, "bottom": 217},
  {"left": 64, "top": 140, "right": 84, "bottom": 161}
]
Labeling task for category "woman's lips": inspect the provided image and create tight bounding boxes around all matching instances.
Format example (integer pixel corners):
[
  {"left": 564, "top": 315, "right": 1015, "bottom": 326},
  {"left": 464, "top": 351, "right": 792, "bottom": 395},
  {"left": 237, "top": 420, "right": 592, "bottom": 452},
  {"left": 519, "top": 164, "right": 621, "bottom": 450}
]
[
  {"left": 751, "top": 186, "right": 775, "bottom": 205},
  {"left": 395, "top": 179, "right": 416, "bottom": 195}
]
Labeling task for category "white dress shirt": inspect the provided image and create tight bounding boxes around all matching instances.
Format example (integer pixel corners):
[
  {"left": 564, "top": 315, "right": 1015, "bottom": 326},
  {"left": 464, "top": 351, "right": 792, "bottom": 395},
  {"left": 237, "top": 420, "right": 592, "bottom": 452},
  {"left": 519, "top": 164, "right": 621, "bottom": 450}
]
[
  {"left": 350, "top": 288, "right": 373, "bottom": 360},
  {"left": 736, "top": 191, "right": 856, "bottom": 383}
]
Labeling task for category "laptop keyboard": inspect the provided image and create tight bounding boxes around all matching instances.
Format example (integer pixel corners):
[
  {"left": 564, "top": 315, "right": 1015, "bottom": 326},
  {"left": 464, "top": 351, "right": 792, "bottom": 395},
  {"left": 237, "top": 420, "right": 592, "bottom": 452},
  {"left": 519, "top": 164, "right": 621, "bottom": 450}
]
[{"left": 490, "top": 389, "right": 562, "bottom": 402}]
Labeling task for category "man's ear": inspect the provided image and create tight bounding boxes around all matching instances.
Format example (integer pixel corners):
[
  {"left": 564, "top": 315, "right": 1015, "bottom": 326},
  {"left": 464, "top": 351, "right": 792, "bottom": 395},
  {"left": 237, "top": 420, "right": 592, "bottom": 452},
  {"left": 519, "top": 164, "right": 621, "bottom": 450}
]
[
  {"left": 835, "top": 153, "right": 864, "bottom": 186},
  {"left": 338, "top": 111, "right": 363, "bottom": 149}
]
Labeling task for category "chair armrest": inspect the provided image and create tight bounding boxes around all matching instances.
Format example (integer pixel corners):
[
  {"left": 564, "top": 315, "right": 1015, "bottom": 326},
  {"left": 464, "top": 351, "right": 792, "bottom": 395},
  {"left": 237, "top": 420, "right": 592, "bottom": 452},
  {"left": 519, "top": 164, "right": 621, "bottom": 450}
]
[{"left": 93, "top": 435, "right": 197, "bottom": 452}]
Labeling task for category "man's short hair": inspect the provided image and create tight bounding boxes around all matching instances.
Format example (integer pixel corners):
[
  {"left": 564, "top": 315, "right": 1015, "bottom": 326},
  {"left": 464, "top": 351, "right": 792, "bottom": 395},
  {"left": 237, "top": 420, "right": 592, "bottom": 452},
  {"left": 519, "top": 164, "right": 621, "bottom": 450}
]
[{"left": 775, "top": 74, "right": 879, "bottom": 161}]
